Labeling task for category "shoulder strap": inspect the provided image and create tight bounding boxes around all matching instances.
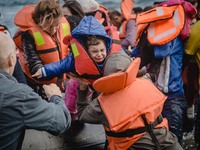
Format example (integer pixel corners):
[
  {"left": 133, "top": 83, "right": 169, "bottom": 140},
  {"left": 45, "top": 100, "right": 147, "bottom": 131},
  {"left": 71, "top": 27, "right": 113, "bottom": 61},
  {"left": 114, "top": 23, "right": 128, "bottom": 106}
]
[{"left": 105, "top": 115, "right": 162, "bottom": 150}]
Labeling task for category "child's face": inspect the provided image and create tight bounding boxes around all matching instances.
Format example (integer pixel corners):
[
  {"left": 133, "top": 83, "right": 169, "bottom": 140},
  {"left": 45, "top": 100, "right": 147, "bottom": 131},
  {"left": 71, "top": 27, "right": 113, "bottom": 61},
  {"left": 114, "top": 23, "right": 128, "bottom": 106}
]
[{"left": 88, "top": 40, "right": 107, "bottom": 63}]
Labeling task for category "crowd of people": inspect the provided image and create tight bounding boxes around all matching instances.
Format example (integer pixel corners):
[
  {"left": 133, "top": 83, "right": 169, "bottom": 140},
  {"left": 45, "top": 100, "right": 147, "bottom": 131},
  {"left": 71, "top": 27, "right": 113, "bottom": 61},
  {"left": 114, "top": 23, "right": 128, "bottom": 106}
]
[{"left": 0, "top": 0, "right": 200, "bottom": 149}]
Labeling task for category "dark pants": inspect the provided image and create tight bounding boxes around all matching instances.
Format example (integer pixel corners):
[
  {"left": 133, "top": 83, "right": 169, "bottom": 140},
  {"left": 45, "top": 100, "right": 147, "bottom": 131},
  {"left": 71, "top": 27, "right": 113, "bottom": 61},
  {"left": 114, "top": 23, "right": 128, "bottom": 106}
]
[{"left": 162, "top": 96, "right": 187, "bottom": 143}]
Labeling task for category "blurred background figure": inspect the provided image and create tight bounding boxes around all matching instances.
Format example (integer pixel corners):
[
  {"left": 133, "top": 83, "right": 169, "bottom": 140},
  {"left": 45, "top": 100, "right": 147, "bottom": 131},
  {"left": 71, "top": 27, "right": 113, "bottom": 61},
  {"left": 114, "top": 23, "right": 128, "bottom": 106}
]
[{"left": 62, "top": 0, "right": 85, "bottom": 31}]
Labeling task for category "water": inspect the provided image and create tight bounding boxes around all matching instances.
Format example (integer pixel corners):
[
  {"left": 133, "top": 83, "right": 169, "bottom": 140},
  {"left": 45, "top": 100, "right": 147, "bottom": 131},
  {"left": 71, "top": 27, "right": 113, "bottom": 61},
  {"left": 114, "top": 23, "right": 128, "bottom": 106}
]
[{"left": 0, "top": 0, "right": 163, "bottom": 36}]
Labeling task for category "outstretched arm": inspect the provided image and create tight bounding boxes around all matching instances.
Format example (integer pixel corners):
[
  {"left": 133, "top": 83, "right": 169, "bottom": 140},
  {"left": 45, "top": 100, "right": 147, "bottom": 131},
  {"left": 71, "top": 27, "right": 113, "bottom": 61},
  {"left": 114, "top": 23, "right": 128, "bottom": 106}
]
[
  {"left": 23, "top": 83, "right": 71, "bottom": 135},
  {"left": 32, "top": 52, "right": 74, "bottom": 78}
]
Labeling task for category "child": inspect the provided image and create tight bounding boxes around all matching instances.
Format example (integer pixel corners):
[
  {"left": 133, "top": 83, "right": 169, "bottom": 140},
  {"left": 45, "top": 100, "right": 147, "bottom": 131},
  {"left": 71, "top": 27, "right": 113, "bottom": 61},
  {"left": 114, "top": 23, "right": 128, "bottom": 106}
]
[
  {"left": 32, "top": 16, "right": 119, "bottom": 116},
  {"left": 76, "top": 52, "right": 182, "bottom": 150}
]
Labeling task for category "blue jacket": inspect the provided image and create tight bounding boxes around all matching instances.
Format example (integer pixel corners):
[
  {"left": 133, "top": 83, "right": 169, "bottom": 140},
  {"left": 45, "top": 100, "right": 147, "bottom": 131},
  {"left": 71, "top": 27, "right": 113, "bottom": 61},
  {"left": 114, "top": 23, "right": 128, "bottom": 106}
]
[
  {"left": 154, "top": 36, "right": 184, "bottom": 98},
  {"left": 0, "top": 69, "right": 71, "bottom": 150},
  {"left": 43, "top": 16, "right": 112, "bottom": 77},
  {"left": 132, "top": 36, "right": 184, "bottom": 98}
]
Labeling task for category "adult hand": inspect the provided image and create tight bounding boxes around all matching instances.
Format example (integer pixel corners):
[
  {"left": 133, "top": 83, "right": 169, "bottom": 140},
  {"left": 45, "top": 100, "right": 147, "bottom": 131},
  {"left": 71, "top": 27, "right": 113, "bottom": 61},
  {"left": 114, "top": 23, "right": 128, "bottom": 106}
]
[
  {"left": 43, "top": 83, "right": 62, "bottom": 100},
  {"left": 32, "top": 68, "right": 42, "bottom": 78}
]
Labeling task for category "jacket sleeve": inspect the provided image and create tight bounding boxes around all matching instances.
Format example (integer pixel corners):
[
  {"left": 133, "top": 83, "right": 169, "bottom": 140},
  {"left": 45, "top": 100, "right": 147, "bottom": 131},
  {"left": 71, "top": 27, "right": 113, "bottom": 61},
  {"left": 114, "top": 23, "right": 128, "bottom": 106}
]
[
  {"left": 121, "top": 19, "right": 137, "bottom": 49},
  {"left": 77, "top": 88, "right": 109, "bottom": 126},
  {"left": 44, "top": 52, "right": 75, "bottom": 77},
  {"left": 23, "top": 87, "right": 71, "bottom": 135},
  {"left": 22, "top": 31, "right": 44, "bottom": 74}
]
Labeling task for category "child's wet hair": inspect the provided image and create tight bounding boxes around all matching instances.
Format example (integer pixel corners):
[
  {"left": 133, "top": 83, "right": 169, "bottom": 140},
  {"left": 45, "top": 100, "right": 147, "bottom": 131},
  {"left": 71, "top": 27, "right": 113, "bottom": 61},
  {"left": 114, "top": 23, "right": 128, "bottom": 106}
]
[{"left": 85, "top": 35, "right": 106, "bottom": 50}]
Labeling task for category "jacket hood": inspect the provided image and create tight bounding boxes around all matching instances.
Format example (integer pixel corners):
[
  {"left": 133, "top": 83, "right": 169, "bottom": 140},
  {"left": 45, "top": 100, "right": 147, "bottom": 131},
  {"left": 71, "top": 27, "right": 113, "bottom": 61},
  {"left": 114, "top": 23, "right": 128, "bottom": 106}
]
[
  {"left": 93, "top": 52, "right": 141, "bottom": 93},
  {"left": 71, "top": 16, "right": 112, "bottom": 52},
  {"left": 103, "top": 52, "right": 132, "bottom": 76}
]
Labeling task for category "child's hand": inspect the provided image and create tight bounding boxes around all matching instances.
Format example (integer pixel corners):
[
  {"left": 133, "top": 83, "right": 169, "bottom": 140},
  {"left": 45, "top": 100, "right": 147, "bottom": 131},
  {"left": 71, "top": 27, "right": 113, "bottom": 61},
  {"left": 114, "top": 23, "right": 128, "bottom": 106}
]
[{"left": 32, "top": 68, "right": 42, "bottom": 78}]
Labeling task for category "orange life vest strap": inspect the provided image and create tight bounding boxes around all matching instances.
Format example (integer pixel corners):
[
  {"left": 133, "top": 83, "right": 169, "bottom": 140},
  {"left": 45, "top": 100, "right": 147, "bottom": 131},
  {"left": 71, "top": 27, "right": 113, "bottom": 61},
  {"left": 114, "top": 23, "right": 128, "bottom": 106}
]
[
  {"left": 141, "top": 114, "right": 161, "bottom": 150},
  {"left": 0, "top": 26, "right": 5, "bottom": 32},
  {"left": 105, "top": 114, "right": 163, "bottom": 138}
]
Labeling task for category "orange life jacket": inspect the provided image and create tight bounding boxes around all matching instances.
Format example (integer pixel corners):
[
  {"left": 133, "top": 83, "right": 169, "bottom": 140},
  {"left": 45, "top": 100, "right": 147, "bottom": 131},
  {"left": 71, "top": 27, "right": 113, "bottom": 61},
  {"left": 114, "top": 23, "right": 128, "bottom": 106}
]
[
  {"left": 119, "top": 0, "right": 136, "bottom": 43},
  {"left": 136, "top": 5, "right": 185, "bottom": 45},
  {"left": 0, "top": 25, "right": 11, "bottom": 37},
  {"left": 0, "top": 26, "right": 5, "bottom": 32},
  {"left": 13, "top": 5, "right": 70, "bottom": 85},
  {"left": 93, "top": 58, "right": 168, "bottom": 150},
  {"left": 64, "top": 35, "right": 119, "bottom": 85},
  {"left": 94, "top": 5, "right": 122, "bottom": 53}
]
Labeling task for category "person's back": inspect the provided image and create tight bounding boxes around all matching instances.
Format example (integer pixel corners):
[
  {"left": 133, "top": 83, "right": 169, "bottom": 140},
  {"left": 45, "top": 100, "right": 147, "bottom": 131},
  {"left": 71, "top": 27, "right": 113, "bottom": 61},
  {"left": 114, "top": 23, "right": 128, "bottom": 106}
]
[
  {"left": 0, "top": 32, "right": 71, "bottom": 150},
  {"left": 131, "top": 2, "right": 197, "bottom": 142},
  {"left": 77, "top": 52, "right": 183, "bottom": 149}
]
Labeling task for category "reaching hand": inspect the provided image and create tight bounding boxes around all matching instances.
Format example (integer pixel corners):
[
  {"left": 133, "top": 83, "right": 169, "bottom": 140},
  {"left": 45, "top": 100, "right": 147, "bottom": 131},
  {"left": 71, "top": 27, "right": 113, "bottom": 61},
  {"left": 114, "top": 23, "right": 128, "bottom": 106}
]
[
  {"left": 32, "top": 68, "right": 42, "bottom": 78},
  {"left": 43, "top": 83, "right": 62, "bottom": 101}
]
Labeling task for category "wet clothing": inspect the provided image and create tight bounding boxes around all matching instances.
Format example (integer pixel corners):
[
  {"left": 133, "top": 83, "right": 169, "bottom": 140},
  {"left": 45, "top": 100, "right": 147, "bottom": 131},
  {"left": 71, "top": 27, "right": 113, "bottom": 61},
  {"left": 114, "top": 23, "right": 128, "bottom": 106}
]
[{"left": 0, "top": 69, "right": 71, "bottom": 150}]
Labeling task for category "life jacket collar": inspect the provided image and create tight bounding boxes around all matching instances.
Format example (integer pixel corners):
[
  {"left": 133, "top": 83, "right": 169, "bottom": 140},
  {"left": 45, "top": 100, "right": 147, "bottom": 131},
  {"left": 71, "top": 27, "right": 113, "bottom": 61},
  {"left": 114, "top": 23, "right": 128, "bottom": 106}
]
[{"left": 93, "top": 58, "right": 141, "bottom": 93}]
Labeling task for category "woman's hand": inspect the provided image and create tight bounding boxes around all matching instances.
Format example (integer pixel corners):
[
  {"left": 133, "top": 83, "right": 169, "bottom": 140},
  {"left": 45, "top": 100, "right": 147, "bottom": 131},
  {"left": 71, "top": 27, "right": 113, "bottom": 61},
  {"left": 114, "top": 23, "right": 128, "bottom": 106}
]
[{"left": 32, "top": 68, "right": 42, "bottom": 78}]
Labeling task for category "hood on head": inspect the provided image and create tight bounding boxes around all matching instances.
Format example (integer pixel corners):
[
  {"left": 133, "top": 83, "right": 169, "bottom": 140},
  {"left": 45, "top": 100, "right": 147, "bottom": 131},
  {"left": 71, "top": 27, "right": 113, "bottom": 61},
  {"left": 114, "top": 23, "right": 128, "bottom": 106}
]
[
  {"left": 93, "top": 52, "right": 141, "bottom": 93},
  {"left": 103, "top": 52, "right": 132, "bottom": 76},
  {"left": 71, "top": 16, "right": 112, "bottom": 52}
]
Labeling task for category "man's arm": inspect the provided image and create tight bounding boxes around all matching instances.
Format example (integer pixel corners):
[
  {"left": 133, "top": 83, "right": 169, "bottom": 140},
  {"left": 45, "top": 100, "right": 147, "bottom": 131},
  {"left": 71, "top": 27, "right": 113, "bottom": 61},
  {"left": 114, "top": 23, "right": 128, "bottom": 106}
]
[
  {"left": 22, "top": 31, "right": 43, "bottom": 75},
  {"left": 23, "top": 84, "right": 71, "bottom": 135},
  {"left": 76, "top": 81, "right": 109, "bottom": 126}
]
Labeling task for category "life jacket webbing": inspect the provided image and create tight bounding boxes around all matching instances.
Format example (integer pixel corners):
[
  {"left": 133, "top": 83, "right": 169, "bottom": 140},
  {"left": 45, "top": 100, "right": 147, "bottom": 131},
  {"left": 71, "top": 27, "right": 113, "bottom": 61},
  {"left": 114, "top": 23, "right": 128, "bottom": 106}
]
[
  {"left": 112, "top": 39, "right": 121, "bottom": 44},
  {"left": 141, "top": 114, "right": 161, "bottom": 150},
  {"left": 33, "top": 31, "right": 45, "bottom": 46},
  {"left": 0, "top": 26, "right": 5, "bottom": 32},
  {"left": 62, "top": 23, "right": 70, "bottom": 36},
  {"left": 36, "top": 47, "right": 57, "bottom": 54},
  {"left": 148, "top": 9, "right": 181, "bottom": 42},
  {"left": 78, "top": 73, "right": 102, "bottom": 80},
  {"left": 105, "top": 114, "right": 163, "bottom": 138}
]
